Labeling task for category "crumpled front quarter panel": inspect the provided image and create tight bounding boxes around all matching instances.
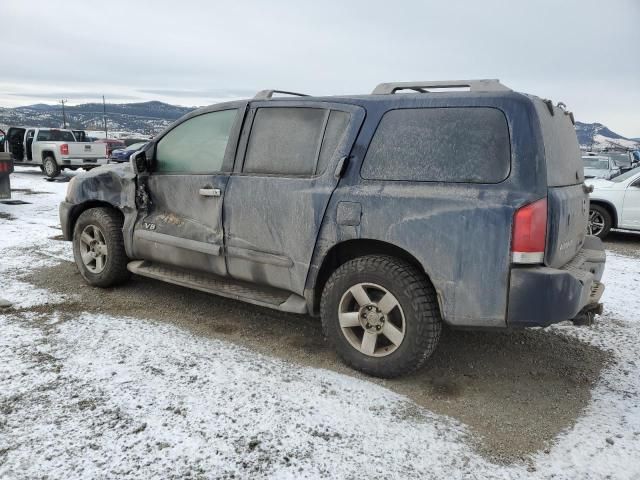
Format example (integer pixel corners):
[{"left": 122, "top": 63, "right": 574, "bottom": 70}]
[{"left": 65, "top": 164, "right": 136, "bottom": 208}]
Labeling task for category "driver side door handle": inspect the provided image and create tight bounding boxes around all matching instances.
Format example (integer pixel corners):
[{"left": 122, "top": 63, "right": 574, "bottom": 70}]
[{"left": 199, "top": 187, "right": 221, "bottom": 197}]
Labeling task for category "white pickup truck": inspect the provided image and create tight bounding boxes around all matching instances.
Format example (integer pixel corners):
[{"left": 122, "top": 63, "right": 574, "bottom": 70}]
[{"left": 4, "top": 127, "right": 108, "bottom": 177}]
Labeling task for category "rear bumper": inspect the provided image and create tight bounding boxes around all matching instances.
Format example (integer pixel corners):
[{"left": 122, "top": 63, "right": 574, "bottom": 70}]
[
  {"left": 60, "top": 157, "right": 108, "bottom": 167},
  {"left": 507, "top": 235, "right": 606, "bottom": 327}
]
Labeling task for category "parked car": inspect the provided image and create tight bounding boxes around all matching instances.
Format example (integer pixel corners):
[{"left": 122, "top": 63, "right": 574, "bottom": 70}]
[
  {"left": 4, "top": 127, "right": 108, "bottom": 177},
  {"left": 109, "top": 142, "right": 148, "bottom": 163},
  {"left": 582, "top": 155, "right": 621, "bottom": 179},
  {"left": 606, "top": 151, "right": 639, "bottom": 174},
  {"left": 586, "top": 166, "right": 640, "bottom": 238},
  {"left": 94, "top": 138, "right": 126, "bottom": 156},
  {"left": 60, "top": 80, "right": 605, "bottom": 378}
]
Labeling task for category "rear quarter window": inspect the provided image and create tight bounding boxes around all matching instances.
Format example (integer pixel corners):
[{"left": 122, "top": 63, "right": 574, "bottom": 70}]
[{"left": 361, "top": 107, "right": 511, "bottom": 183}]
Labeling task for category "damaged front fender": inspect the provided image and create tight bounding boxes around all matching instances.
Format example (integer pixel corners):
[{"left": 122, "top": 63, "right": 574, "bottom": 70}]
[{"left": 60, "top": 164, "right": 138, "bottom": 256}]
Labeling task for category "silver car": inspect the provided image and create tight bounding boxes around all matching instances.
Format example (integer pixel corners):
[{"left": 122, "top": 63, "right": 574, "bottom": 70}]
[{"left": 582, "top": 155, "right": 621, "bottom": 180}]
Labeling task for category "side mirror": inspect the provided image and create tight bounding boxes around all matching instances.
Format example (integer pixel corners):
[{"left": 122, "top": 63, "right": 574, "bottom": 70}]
[{"left": 130, "top": 150, "right": 150, "bottom": 174}]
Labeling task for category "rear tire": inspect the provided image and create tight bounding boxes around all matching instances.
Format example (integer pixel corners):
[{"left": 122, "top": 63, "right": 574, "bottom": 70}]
[
  {"left": 72, "top": 207, "right": 131, "bottom": 287},
  {"left": 588, "top": 204, "right": 612, "bottom": 239},
  {"left": 320, "top": 255, "right": 442, "bottom": 378},
  {"left": 42, "top": 156, "right": 60, "bottom": 178}
]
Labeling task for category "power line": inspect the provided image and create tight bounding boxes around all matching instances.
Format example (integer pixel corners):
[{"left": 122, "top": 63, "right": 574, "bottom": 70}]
[{"left": 60, "top": 99, "right": 67, "bottom": 128}]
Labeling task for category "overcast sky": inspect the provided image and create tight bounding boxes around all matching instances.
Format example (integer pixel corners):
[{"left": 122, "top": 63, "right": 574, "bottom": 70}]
[{"left": 1, "top": 0, "right": 638, "bottom": 136}]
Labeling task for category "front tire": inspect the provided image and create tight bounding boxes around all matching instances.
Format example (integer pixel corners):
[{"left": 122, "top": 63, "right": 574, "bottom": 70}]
[
  {"left": 588, "top": 204, "right": 612, "bottom": 238},
  {"left": 72, "top": 208, "right": 131, "bottom": 287},
  {"left": 42, "top": 156, "right": 60, "bottom": 178},
  {"left": 320, "top": 255, "right": 442, "bottom": 378}
]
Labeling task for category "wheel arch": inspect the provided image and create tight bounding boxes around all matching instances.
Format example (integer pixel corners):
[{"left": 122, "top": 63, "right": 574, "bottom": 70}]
[
  {"left": 65, "top": 201, "right": 124, "bottom": 240},
  {"left": 590, "top": 199, "right": 618, "bottom": 228},
  {"left": 41, "top": 150, "right": 55, "bottom": 161},
  {"left": 310, "top": 238, "right": 442, "bottom": 316}
]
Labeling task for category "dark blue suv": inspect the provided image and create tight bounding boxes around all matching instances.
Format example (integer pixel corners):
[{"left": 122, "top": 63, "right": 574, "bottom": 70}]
[{"left": 59, "top": 79, "right": 606, "bottom": 377}]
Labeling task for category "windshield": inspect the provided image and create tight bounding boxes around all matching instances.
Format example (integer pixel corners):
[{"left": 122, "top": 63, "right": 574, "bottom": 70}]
[
  {"left": 606, "top": 153, "right": 632, "bottom": 167},
  {"left": 125, "top": 142, "right": 146, "bottom": 151},
  {"left": 582, "top": 157, "right": 609, "bottom": 170},
  {"left": 611, "top": 165, "right": 640, "bottom": 183}
]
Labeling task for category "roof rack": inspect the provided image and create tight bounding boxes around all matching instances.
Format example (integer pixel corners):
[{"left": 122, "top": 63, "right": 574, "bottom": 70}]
[
  {"left": 372, "top": 79, "right": 511, "bottom": 95},
  {"left": 253, "top": 89, "right": 310, "bottom": 100}
]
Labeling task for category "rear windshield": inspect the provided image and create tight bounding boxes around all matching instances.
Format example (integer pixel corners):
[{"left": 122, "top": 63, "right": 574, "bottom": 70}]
[
  {"left": 36, "top": 130, "right": 76, "bottom": 142},
  {"left": 361, "top": 107, "right": 511, "bottom": 183},
  {"left": 582, "top": 157, "right": 609, "bottom": 169},
  {"left": 606, "top": 152, "right": 632, "bottom": 167},
  {"left": 533, "top": 100, "right": 584, "bottom": 186}
]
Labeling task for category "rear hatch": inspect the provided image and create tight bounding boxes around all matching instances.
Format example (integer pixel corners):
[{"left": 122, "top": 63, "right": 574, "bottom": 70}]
[{"left": 532, "top": 99, "right": 588, "bottom": 268}]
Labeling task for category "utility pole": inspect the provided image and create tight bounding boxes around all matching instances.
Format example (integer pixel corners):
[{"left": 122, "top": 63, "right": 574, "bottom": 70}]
[
  {"left": 60, "top": 99, "right": 67, "bottom": 128},
  {"left": 102, "top": 95, "right": 108, "bottom": 139}
]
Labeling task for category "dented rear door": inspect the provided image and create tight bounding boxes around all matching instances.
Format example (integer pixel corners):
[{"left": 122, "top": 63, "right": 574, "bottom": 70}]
[{"left": 223, "top": 101, "right": 365, "bottom": 293}]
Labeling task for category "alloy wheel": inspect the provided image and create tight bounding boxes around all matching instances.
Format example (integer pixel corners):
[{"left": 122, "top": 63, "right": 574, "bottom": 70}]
[
  {"left": 338, "top": 283, "right": 406, "bottom": 357},
  {"left": 79, "top": 224, "right": 108, "bottom": 273},
  {"left": 588, "top": 209, "right": 605, "bottom": 236}
]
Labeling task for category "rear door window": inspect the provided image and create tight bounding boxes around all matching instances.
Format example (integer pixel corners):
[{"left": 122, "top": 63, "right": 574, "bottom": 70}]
[
  {"left": 361, "top": 107, "right": 511, "bottom": 183},
  {"left": 316, "top": 110, "right": 350, "bottom": 175},
  {"left": 36, "top": 130, "right": 75, "bottom": 142},
  {"left": 243, "top": 107, "right": 327, "bottom": 176}
]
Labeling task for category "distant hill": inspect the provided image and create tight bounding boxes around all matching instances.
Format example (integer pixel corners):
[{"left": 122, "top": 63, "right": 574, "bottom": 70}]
[
  {"left": 1, "top": 101, "right": 638, "bottom": 150},
  {"left": 575, "top": 122, "right": 639, "bottom": 150},
  {"left": 0, "top": 101, "right": 195, "bottom": 136}
]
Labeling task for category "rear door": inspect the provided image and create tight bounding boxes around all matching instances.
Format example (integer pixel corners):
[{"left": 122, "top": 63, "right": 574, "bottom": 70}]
[
  {"left": 6, "top": 128, "right": 25, "bottom": 161},
  {"left": 533, "top": 100, "right": 589, "bottom": 267},
  {"left": 223, "top": 102, "right": 364, "bottom": 293},
  {"left": 25, "top": 129, "right": 36, "bottom": 161},
  {"left": 131, "top": 106, "right": 245, "bottom": 276}
]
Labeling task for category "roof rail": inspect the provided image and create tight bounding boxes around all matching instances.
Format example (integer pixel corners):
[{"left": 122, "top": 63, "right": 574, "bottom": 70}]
[
  {"left": 372, "top": 79, "right": 511, "bottom": 95},
  {"left": 253, "top": 89, "right": 310, "bottom": 100}
]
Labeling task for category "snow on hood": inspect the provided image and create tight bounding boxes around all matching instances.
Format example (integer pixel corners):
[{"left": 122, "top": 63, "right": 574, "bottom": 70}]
[{"left": 586, "top": 178, "right": 616, "bottom": 189}]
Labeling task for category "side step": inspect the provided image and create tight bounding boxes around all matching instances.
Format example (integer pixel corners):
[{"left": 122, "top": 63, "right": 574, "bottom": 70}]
[{"left": 127, "top": 260, "right": 308, "bottom": 314}]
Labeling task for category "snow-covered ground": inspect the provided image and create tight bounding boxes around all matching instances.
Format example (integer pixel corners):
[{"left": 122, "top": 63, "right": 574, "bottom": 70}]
[{"left": 1, "top": 168, "right": 639, "bottom": 479}]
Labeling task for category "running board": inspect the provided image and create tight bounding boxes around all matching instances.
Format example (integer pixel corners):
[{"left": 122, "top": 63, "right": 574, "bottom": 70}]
[{"left": 127, "top": 260, "right": 308, "bottom": 314}]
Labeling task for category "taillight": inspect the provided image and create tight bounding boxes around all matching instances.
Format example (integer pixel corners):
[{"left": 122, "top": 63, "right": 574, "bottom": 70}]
[
  {"left": 512, "top": 197, "right": 547, "bottom": 264},
  {"left": 0, "top": 162, "right": 10, "bottom": 173},
  {"left": 60, "top": 144, "right": 69, "bottom": 155}
]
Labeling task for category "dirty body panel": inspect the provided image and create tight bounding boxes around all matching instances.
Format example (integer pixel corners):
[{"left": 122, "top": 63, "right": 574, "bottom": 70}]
[
  {"left": 60, "top": 164, "right": 137, "bottom": 251},
  {"left": 223, "top": 101, "right": 365, "bottom": 293},
  {"left": 130, "top": 104, "right": 246, "bottom": 276},
  {"left": 305, "top": 93, "right": 546, "bottom": 328}
]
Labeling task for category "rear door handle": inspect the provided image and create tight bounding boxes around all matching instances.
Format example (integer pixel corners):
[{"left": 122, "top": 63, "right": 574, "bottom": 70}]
[{"left": 199, "top": 188, "right": 221, "bottom": 197}]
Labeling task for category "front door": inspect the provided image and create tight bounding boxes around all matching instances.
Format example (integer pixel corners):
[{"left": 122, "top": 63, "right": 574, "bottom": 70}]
[
  {"left": 223, "top": 102, "right": 365, "bottom": 293},
  {"left": 131, "top": 106, "right": 245, "bottom": 276},
  {"left": 25, "top": 129, "right": 35, "bottom": 161},
  {"left": 621, "top": 174, "right": 640, "bottom": 229}
]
